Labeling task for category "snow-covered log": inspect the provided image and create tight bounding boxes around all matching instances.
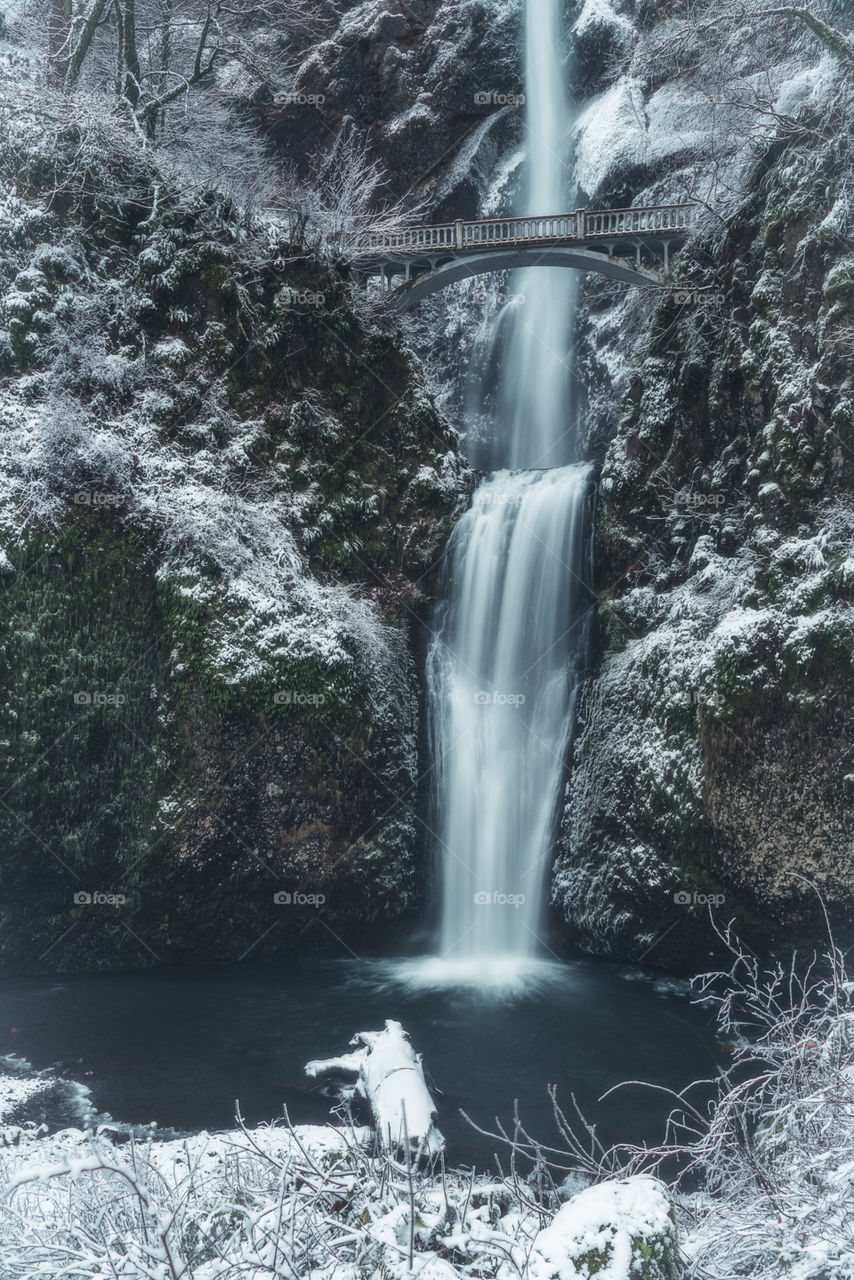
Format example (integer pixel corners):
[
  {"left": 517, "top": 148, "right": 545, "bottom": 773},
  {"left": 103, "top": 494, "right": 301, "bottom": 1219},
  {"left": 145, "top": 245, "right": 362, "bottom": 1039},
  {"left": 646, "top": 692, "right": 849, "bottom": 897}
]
[{"left": 305, "top": 1019, "right": 444, "bottom": 1158}]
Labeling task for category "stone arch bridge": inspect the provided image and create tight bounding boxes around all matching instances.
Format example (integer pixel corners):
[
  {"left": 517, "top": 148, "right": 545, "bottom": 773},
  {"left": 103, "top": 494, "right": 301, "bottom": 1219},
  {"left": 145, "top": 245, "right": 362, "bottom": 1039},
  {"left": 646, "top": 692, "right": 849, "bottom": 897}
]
[{"left": 349, "top": 204, "right": 699, "bottom": 309}]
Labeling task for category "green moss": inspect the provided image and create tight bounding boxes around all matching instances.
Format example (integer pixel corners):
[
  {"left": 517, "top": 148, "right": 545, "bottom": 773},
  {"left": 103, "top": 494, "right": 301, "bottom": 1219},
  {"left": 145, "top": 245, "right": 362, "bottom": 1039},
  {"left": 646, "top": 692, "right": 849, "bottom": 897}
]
[
  {"left": 0, "top": 517, "right": 167, "bottom": 911},
  {"left": 573, "top": 1223, "right": 680, "bottom": 1278},
  {"left": 824, "top": 253, "right": 854, "bottom": 304},
  {"left": 155, "top": 569, "right": 362, "bottom": 739}
]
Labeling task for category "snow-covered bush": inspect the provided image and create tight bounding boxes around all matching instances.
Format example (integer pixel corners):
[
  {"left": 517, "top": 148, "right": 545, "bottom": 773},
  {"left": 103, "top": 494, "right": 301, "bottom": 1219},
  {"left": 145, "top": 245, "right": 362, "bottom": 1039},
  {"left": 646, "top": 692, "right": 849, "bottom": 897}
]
[
  {"left": 0, "top": 1116, "right": 682, "bottom": 1280},
  {"left": 666, "top": 934, "right": 854, "bottom": 1279},
  {"left": 451, "top": 930, "right": 854, "bottom": 1280},
  {"left": 525, "top": 1178, "right": 679, "bottom": 1280}
]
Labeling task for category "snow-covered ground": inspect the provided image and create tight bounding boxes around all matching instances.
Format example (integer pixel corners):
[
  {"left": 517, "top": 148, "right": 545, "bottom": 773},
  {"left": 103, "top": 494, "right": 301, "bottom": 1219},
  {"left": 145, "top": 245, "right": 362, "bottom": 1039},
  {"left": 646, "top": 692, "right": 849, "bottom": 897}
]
[{"left": 0, "top": 1102, "right": 680, "bottom": 1280}]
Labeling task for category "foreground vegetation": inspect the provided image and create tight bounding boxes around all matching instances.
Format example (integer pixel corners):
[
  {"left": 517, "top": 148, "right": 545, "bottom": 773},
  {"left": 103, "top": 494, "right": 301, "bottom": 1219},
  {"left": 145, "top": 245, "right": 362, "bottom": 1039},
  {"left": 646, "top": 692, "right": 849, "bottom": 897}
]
[{"left": 1, "top": 934, "right": 851, "bottom": 1279}]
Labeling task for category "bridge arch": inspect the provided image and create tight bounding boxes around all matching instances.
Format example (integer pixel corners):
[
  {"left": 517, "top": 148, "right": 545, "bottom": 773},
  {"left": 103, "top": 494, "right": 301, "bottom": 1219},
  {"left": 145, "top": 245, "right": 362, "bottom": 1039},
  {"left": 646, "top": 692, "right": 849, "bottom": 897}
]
[{"left": 380, "top": 247, "right": 665, "bottom": 311}]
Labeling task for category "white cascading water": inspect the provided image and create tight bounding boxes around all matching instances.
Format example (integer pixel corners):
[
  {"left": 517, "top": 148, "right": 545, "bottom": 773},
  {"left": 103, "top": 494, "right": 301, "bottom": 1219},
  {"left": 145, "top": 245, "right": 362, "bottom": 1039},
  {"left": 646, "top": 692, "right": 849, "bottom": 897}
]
[{"left": 425, "top": 0, "right": 592, "bottom": 982}]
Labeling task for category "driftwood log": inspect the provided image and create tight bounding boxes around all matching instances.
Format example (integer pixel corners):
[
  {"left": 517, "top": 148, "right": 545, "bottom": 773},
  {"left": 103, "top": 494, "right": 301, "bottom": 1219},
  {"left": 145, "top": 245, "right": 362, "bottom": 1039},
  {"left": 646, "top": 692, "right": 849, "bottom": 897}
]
[{"left": 305, "top": 1019, "right": 444, "bottom": 1158}]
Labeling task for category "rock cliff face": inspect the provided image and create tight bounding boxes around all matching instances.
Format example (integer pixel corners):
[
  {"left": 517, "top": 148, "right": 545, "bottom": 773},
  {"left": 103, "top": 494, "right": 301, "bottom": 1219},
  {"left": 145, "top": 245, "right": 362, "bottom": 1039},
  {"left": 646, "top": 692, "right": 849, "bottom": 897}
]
[
  {"left": 557, "top": 149, "right": 854, "bottom": 961},
  {"left": 551, "top": 7, "right": 854, "bottom": 963},
  {"left": 262, "top": 0, "right": 525, "bottom": 218},
  {"left": 0, "top": 104, "right": 468, "bottom": 970}
]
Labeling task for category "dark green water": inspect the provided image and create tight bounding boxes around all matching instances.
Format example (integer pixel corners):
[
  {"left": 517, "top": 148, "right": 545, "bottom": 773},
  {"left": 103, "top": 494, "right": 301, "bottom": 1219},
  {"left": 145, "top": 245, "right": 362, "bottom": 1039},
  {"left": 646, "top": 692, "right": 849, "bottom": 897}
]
[{"left": 0, "top": 956, "right": 720, "bottom": 1167}]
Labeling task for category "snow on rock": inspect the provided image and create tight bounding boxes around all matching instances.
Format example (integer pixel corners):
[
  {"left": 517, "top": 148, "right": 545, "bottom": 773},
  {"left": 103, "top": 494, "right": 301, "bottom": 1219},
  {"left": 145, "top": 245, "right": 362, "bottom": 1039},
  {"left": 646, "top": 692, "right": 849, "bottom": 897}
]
[
  {"left": 572, "top": 77, "right": 717, "bottom": 202},
  {"left": 572, "top": 0, "right": 637, "bottom": 95},
  {"left": 774, "top": 52, "right": 841, "bottom": 118},
  {"left": 573, "top": 81, "right": 647, "bottom": 200},
  {"left": 0, "top": 1058, "right": 99, "bottom": 1140},
  {"left": 522, "top": 1177, "right": 678, "bottom": 1280},
  {"left": 0, "top": 1073, "right": 51, "bottom": 1123},
  {"left": 573, "top": 0, "right": 634, "bottom": 45},
  {"left": 277, "top": 0, "right": 523, "bottom": 215},
  {"left": 561, "top": 8, "right": 854, "bottom": 961}
]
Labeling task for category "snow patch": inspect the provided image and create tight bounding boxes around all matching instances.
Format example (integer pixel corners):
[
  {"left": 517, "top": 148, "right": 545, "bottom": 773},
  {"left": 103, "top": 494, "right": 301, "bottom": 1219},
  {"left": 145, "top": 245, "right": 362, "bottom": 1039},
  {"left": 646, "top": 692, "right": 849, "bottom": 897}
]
[
  {"left": 573, "top": 0, "right": 635, "bottom": 46},
  {"left": 526, "top": 1177, "right": 675, "bottom": 1280}
]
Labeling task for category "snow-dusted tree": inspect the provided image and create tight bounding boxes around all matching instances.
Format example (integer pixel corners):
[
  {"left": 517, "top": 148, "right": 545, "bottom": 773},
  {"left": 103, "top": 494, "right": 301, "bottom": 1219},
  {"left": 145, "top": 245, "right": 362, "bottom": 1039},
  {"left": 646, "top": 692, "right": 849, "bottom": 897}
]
[
  {"left": 15, "top": 0, "right": 341, "bottom": 137},
  {"left": 633, "top": 0, "right": 854, "bottom": 82},
  {"left": 625, "top": 0, "right": 854, "bottom": 215},
  {"left": 631, "top": 923, "right": 854, "bottom": 1279},
  {"left": 265, "top": 124, "right": 426, "bottom": 264}
]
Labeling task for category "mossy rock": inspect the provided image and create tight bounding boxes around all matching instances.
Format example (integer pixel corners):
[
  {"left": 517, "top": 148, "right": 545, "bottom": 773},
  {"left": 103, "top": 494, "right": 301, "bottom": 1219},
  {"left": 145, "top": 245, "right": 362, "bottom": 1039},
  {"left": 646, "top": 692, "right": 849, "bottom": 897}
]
[
  {"left": 529, "top": 1178, "right": 681, "bottom": 1279},
  {"left": 0, "top": 517, "right": 167, "bottom": 920},
  {"left": 824, "top": 253, "right": 854, "bottom": 305}
]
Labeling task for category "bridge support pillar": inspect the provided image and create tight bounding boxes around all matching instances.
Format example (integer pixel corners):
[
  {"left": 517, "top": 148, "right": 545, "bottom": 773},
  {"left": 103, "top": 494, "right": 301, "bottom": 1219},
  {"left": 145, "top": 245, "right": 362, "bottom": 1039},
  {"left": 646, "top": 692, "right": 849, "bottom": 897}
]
[
  {"left": 663, "top": 240, "right": 670, "bottom": 274},
  {"left": 455, "top": 219, "right": 464, "bottom": 249},
  {"left": 575, "top": 207, "right": 585, "bottom": 238}
]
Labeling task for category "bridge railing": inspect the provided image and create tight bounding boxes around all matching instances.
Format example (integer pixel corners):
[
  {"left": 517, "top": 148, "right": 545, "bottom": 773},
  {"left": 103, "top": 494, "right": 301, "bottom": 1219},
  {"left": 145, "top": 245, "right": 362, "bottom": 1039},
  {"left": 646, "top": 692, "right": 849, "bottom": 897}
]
[
  {"left": 348, "top": 203, "right": 699, "bottom": 257},
  {"left": 583, "top": 205, "right": 698, "bottom": 236},
  {"left": 356, "top": 223, "right": 458, "bottom": 252}
]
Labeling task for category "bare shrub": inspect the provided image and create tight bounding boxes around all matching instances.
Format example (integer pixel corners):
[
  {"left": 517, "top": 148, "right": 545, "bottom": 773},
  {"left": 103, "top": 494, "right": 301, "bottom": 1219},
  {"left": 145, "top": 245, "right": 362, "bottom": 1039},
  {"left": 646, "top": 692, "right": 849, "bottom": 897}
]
[{"left": 463, "top": 905, "right": 854, "bottom": 1279}]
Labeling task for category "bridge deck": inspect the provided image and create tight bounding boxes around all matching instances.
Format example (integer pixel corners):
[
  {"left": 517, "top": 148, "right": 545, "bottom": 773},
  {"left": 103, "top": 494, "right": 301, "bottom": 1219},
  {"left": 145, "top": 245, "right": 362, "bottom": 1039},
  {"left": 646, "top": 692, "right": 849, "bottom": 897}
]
[{"left": 350, "top": 203, "right": 699, "bottom": 260}]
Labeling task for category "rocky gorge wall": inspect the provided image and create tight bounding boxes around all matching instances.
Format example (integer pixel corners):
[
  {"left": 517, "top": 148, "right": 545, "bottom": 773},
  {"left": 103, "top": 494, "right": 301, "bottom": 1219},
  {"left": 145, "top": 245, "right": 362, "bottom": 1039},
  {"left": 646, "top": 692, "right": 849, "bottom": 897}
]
[
  {"left": 557, "top": 133, "right": 854, "bottom": 964},
  {"left": 0, "top": 99, "right": 469, "bottom": 970},
  {"left": 552, "top": 5, "right": 854, "bottom": 963}
]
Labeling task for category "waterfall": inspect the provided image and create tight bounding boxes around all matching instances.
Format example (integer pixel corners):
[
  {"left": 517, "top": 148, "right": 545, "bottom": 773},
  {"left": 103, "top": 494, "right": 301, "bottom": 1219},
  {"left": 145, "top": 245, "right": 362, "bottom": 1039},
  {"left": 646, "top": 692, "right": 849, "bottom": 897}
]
[{"left": 424, "top": 0, "right": 592, "bottom": 981}]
